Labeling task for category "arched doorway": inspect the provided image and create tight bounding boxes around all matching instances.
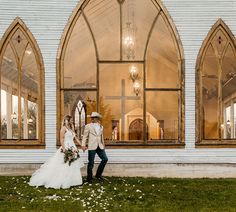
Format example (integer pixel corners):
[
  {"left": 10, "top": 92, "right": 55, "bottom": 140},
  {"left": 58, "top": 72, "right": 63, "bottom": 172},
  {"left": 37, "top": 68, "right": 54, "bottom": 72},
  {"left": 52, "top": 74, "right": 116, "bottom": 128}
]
[{"left": 129, "top": 119, "right": 149, "bottom": 140}]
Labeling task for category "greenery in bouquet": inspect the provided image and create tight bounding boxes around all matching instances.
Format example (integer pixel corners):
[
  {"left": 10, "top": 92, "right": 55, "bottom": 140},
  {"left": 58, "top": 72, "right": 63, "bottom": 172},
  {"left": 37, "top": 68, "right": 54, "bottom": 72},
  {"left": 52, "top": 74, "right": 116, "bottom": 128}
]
[{"left": 63, "top": 147, "right": 80, "bottom": 166}]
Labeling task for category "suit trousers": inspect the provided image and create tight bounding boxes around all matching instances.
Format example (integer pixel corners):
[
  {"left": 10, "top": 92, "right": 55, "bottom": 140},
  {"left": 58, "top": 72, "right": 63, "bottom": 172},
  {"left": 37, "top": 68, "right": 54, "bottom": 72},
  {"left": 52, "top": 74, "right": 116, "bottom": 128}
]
[{"left": 87, "top": 147, "right": 108, "bottom": 180}]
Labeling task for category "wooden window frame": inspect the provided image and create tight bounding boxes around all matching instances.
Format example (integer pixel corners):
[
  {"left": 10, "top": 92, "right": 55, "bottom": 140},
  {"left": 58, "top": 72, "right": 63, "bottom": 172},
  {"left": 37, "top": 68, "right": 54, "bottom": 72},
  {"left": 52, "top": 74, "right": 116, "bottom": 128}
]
[
  {"left": 196, "top": 19, "right": 236, "bottom": 147},
  {"left": 56, "top": 0, "right": 185, "bottom": 148},
  {"left": 0, "top": 17, "right": 45, "bottom": 149}
]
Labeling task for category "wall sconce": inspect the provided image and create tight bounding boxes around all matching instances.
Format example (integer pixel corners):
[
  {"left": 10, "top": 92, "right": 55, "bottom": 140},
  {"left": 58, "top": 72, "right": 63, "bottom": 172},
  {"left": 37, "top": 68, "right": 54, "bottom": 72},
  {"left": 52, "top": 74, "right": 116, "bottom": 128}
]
[
  {"left": 129, "top": 65, "right": 138, "bottom": 82},
  {"left": 227, "top": 120, "right": 230, "bottom": 125},
  {"left": 11, "top": 112, "right": 17, "bottom": 120},
  {"left": 28, "top": 118, "right": 33, "bottom": 123},
  {"left": 133, "top": 81, "right": 141, "bottom": 96}
]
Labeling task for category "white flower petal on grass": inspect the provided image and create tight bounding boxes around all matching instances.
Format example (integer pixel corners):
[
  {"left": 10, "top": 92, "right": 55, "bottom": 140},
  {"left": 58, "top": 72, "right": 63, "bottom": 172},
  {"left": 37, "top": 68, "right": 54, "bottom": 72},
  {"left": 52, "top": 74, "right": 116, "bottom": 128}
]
[{"left": 136, "top": 189, "right": 141, "bottom": 192}]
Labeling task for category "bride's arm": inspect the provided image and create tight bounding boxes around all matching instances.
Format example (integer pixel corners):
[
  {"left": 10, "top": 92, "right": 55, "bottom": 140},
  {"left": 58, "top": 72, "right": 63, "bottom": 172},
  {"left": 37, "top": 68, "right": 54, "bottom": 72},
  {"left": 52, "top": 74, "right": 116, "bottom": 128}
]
[
  {"left": 74, "top": 136, "right": 81, "bottom": 146},
  {"left": 60, "top": 127, "right": 66, "bottom": 152}
]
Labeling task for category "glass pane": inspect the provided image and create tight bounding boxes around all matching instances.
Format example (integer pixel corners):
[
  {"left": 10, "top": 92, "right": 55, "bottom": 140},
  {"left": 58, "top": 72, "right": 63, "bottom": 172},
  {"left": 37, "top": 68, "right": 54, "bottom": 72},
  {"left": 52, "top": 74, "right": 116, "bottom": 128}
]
[
  {"left": 64, "top": 15, "right": 97, "bottom": 88},
  {"left": 222, "top": 44, "right": 236, "bottom": 100},
  {"left": 202, "top": 45, "right": 219, "bottom": 139},
  {"left": 11, "top": 28, "right": 28, "bottom": 63},
  {"left": 62, "top": 91, "right": 97, "bottom": 138},
  {"left": 1, "top": 89, "right": 7, "bottom": 139},
  {"left": 21, "top": 97, "right": 24, "bottom": 138},
  {"left": 212, "top": 29, "right": 228, "bottom": 56},
  {"left": 28, "top": 100, "right": 38, "bottom": 139},
  {"left": 84, "top": 0, "right": 120, "bottom": 60},
  {"left": 1, "top": 44, "right": 18, "bottom": 139},
  {"left": 146, "top": 13, "right": 179, "bottom": 89},
  {"left": 21, "top": 45, "right": 39, "bottom": 139},
  {"left": 99, "top": 63, "right": 143, "bottom": 142},
  {"left": 146, "top": 91, "right": 179, "bottom": 140},
  {"left": 12, "top": 95, "right": 18, "bottom": 139},
  {"left": 234, "top": 103, "right": 236, "bottom": 138},
  {"left": 122, "top": 0, "right": 158, "bottom": 60},
  {"left": 224, "top": 105, "right": 231, "bottom": 139},
  {"left": 74, "top": 100, "right": 86, "bottom": 140}
]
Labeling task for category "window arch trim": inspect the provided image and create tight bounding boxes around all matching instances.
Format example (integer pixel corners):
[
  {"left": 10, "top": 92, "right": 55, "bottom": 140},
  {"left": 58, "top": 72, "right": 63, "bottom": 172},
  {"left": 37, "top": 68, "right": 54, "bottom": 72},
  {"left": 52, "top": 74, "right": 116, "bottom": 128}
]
[
  {"left": 196, "top": 19, "right": 236, "bottom": 147},
  {"left": 56, "top": 0, "right": 185, "bottom": 148},
  {"left": 0, "top": 17, "right": 45, "bottom": 148}
]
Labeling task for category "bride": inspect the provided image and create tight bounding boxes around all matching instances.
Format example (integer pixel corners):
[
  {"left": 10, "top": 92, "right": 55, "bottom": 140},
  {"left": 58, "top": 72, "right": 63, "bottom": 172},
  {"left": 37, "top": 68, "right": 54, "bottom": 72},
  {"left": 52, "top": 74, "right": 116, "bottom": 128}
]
[{"left": 29, "top": 115, "right": 84, "bottom": 189}]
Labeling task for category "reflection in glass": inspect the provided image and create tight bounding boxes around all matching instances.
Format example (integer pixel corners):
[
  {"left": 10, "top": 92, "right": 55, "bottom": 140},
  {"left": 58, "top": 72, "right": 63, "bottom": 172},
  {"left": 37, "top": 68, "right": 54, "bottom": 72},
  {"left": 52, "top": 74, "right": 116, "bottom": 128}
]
[
  {"left": 222, "top": 44, "right": 236, "bottom": 99},
  {"left": 200, "top": 26, "right": 236, "bottom": 141},
  {"left": 1, "top": 90, "right": 7, "bottom": 139},
  {"left": 202, "top": 45, "right": 219, "bottom": 139},
  {"left": 225, "top": 106, "right": 231, "bottom": 139},
  {"left": 61, "top": 0, "right": 183, "bottom": 144},
  {"left": 64, "top": 15, "right": 97, "bottom": 88},
  {"left": 63, "top": 91, "right": 97, "bottom": 140},
  {"left": 0, "top": 25, "right": 41, "bottom": 141},
  {"left": 21, "top": 97, "right": 24, "bottom": 139},
  {"left": 74, "top": 100, "right": 86, "bottom": 140},
  {"left": 146, "top": 91, "right": 179, "bottom": 140},
  {"left": 28, "top": 101, "right": 38, "bottom": 139},
  {"left": 99, "top": 63, "right": 143, "bottom": 141},
  {"left": 12, "top": 95, "right": 18, "bottom": 139},
  {"left": 84, "top": 0, "right": 120, "bottom": 60},
  {"left": 234, "top": 103, "right": 236, "bottom": 138},
  {"left": 146, "top": 14, "right": 179, "bottom": 88},
  {"left": 122, "top": 0, "right": 158, "bottom": 60}
]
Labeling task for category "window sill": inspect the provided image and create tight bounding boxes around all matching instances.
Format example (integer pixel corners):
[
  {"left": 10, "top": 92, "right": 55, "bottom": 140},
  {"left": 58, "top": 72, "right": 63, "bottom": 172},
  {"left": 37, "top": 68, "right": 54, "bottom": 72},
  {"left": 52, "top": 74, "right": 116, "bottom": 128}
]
[
  {"left": 104, "top": 141, "right": 185, "bottom": 148},
  {"left": 196, "top": 140, "right": 236, "bottom": 148},
  {"left": 0, "top": 140, "right": 45, "bottom": 149}
]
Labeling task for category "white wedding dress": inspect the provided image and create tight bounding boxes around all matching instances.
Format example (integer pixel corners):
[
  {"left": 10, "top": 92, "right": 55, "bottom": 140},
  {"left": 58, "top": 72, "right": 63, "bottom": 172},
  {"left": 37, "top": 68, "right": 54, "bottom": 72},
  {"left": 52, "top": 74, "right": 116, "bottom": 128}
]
[{"left": 29, "top": 129, "right": 84, "bottom": 189}]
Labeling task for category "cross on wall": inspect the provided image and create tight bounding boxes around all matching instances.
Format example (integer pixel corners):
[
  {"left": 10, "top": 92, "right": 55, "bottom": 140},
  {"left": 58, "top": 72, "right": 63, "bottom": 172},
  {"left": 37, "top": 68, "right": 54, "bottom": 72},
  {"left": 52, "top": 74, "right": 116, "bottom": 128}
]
[{"left": 105, "top": 79, "right": 141, "bottom": 140}]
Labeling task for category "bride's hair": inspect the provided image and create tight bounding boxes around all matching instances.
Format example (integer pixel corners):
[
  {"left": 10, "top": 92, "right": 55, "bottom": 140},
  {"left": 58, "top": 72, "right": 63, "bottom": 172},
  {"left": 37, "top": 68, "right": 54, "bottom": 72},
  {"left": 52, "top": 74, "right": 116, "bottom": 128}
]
[{"left": 62, "top": 115, "right": 73, "bottom": 129}]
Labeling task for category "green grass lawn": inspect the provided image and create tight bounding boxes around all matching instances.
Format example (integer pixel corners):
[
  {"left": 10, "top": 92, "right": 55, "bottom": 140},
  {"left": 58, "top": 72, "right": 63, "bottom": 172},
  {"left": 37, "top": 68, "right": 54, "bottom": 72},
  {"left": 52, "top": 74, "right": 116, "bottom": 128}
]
[{"left": 0, "top": 176, "right": 236, "bottom": 211}]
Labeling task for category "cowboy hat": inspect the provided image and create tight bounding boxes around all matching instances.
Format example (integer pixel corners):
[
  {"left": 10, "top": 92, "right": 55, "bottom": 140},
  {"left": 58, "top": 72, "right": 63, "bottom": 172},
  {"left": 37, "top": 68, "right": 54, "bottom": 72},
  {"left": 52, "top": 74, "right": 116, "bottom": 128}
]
[{"left": 90, "top": 112, "right": 102, "bottom": 118}]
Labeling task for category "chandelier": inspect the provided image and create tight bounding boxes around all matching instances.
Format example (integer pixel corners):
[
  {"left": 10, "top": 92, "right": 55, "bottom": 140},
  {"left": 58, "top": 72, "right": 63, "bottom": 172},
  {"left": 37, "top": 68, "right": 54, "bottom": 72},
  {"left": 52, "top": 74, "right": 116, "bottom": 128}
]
[
  {"left": 123, "top": 0, "right": 140, "bottom": 96},
  {"left": 123, "top": 0, "right": 136, "bottom": 60},
  {"left": 123, "top": 22, "right": 136, "bottom": 60}
]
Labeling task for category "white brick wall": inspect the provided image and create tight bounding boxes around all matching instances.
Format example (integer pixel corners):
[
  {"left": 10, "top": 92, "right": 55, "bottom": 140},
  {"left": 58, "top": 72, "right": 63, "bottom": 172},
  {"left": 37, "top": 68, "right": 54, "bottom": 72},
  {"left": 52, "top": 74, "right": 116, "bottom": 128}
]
[{"left": 0, "top": 0, "right": 236, "bottom": 164}]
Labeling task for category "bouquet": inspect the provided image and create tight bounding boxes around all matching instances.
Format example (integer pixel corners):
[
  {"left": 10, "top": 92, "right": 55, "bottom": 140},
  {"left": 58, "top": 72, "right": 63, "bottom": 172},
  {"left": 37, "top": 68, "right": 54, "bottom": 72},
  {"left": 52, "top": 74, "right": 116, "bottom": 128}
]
[{"left": 63, "top": 146, "right": 80, "bottom": 166}]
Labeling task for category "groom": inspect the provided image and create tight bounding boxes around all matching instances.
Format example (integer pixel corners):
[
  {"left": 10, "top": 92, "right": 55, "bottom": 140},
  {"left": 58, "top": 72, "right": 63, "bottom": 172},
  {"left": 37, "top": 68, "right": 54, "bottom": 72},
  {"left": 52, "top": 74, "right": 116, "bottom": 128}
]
[{"left": 81, "top": 112, "right": 108, "bottom": 183}]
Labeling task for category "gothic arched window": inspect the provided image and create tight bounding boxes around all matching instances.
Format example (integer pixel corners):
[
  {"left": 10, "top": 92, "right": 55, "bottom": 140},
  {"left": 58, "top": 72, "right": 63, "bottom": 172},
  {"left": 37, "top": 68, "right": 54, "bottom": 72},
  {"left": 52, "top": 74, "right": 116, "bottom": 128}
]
[
  {"left": 196, "top": 19, "right": 236, "bottom": 146},
  {"left": 0, "top": 18, "right": 45, "bottom": 147},
  {"left": 72, "top": 99, "right": 86, "bottom": 140},
  {"left": 57, "top": 0, "right": 184, "bottom": 147}
]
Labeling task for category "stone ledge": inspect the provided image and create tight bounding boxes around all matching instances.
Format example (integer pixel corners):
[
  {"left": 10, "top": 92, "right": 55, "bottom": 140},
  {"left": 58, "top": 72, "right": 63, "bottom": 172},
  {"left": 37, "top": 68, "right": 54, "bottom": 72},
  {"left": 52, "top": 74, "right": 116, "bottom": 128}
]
[{"left": 1, "top": 163, "right": 236, "bottom": 178}]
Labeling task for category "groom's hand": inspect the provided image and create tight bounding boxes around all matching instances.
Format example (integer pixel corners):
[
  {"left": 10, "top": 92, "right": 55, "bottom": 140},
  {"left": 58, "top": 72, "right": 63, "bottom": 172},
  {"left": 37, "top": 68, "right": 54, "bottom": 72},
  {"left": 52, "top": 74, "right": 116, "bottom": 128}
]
[{"left": 81, "top": 146, "right": 86, "bottom": 152}]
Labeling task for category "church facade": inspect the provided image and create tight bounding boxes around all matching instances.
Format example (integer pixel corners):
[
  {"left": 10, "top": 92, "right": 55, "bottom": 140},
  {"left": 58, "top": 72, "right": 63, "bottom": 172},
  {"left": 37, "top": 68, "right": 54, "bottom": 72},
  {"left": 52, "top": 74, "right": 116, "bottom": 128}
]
[{"left": 0, "top": 0, "right": 236, "bottom": 177}]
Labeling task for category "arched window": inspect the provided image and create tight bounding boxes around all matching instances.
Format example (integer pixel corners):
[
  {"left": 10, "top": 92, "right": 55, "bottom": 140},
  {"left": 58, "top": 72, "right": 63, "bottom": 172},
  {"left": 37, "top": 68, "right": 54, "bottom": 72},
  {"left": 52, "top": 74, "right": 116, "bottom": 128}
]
[
  {"left": 196, "top": 19, "right": 236, "bottom": 146},
  {"left": 72, "top": 98, "right": 87, "bottom": 140},
  {"left": 0, "top": 17, "right": 44, "bottom": 148},
  {"left": 57, "top": 0, "right": 184, "bottom": 147}
]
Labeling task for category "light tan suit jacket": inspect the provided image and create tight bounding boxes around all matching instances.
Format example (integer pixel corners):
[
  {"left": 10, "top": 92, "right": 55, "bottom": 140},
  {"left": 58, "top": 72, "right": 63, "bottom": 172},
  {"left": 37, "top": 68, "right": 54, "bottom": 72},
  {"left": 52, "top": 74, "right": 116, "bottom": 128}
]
[{"left": 81, "top": 123, "right": 105, "bottom": 150}]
